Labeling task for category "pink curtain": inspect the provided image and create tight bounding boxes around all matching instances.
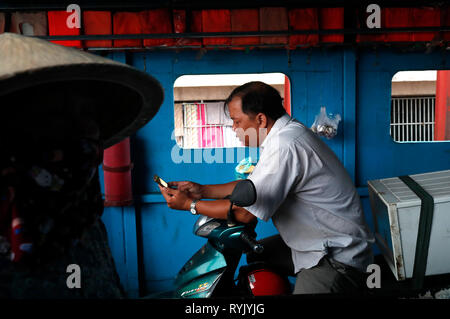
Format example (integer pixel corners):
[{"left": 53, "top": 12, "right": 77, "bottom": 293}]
[{"left": 197, "top": 103, "right": 224, "bottom": 148}]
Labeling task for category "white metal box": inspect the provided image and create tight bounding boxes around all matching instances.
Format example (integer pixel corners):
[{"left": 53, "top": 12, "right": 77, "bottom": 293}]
[{"left": 368, "top": 169, "right": 450, "bottom": 281}]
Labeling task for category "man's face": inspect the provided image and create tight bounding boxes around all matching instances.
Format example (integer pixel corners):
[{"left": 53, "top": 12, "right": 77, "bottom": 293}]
[{"left": 228, "top": 97, "right": 267, "bottom": 147}]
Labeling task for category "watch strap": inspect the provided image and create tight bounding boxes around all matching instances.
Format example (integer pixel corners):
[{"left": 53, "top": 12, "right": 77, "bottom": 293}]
[{"left": 190, "top": 199, "right": 198, "bottom": 215}]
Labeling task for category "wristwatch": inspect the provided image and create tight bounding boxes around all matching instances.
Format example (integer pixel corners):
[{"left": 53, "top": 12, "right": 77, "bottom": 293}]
[{"left": 190, "top": 199, "right": 199, "bottom": 215}]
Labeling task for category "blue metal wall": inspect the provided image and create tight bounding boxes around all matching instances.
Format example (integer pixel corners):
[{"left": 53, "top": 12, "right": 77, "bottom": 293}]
[{"left": 99, "top": 48, "right": 450, "bottom": 297}]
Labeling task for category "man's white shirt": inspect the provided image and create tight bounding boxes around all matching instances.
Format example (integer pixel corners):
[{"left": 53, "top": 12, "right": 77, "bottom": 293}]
[{"left": 247, "top": 114, "right": 375, "bottom": 273}]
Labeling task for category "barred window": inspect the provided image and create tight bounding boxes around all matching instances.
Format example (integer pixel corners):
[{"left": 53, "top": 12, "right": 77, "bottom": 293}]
[{"left": 174, "top": 101, "right": 241, "bottom": 149}]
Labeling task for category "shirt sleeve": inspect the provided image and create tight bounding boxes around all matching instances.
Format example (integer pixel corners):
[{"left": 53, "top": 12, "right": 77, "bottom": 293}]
[{"left": 246, "top": 144, "right": 301, "bottom": 222}]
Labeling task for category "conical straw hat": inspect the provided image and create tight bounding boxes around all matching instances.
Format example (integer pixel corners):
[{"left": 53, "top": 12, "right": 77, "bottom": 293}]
[{"left": 0, "top": 32, "right": 164, "bottom": 148}]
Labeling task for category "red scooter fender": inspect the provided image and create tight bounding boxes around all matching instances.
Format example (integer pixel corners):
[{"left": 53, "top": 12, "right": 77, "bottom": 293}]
[{"left": 238, "top": 262, "right": 291, "bottom": 296}]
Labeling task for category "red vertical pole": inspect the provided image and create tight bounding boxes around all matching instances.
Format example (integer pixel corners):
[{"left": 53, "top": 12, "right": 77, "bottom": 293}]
[
  {"left": 434, "top": 71, "right": 450, "bottom": 141},
  {"left": 102, "top": 137, "right": 133, "bottom": 206},
  {"left": 0, "top": 12, "right": 5, "bottom": 33},
  {"left": 284, "top": 75, "right": 291, "bottom": 116}
]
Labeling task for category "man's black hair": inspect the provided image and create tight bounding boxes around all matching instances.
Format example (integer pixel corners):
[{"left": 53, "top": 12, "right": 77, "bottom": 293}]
[{"left": 225, "top": 81, "right": 286, "bottom": 120}]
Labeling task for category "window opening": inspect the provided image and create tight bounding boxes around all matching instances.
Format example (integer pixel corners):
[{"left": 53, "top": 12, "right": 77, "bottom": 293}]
[{"left": 173, "top": 73, "right": 290, "bottom": 149}]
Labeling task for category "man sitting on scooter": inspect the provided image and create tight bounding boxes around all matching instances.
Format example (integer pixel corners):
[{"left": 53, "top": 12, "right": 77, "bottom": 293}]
[{"left": 158, "top": 81, "right": 375, "bottom": 294}]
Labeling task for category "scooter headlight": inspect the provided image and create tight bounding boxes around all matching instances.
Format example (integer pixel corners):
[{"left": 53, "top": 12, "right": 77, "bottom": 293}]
[{"left": 195, "top": 220, "right": 221, "bottom": 237}]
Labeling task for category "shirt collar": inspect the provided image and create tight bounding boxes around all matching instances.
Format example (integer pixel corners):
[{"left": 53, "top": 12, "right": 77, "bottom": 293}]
[{"left": 260, "top": 113, "right": 291, "bottom": 150}]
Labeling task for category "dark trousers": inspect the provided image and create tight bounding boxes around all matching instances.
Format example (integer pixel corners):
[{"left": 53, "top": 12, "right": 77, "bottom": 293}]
[{"left": 246, "top": 235, "right": 368, "bottom": 294}]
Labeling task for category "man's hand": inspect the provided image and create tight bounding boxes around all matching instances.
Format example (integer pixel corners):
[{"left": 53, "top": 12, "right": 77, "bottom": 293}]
[
  {"left": 158, "top": 184, "right": 257, "bottom": 224},
  {"left": 158, "top": 185, "right": 192, "bottom": 211},
  {"left": 168, "top": 181, "right": 203, "bottom": 200}
]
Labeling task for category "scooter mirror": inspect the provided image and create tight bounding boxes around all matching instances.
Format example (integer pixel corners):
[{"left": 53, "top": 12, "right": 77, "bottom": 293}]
[{"left": 229, "top": 179, "right": 257, "bottom": 207}]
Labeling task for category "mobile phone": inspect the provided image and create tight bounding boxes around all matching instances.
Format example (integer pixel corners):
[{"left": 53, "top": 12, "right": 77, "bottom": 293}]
[{"left": 153, "top": 175, "right": 168, "bottom": 188}]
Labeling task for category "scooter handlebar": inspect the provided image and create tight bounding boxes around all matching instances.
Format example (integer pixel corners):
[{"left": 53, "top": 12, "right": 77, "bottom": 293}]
[{"left": 240, "top": 232, "right": 264, "bottom": 254}]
